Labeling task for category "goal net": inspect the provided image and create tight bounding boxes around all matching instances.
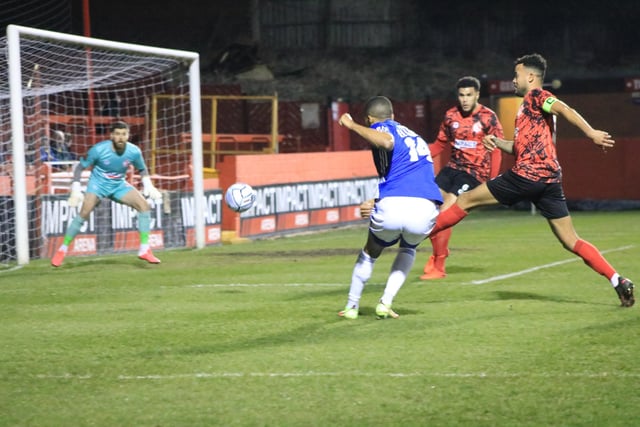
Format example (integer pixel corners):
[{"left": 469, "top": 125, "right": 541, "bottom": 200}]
[{"left": 1, "top": 25, "right": 208, "bottom": 266}]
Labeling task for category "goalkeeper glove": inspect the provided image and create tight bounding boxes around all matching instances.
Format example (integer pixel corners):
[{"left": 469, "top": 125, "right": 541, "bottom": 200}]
[
  {"left": 68, "top": 181, "right": 84, "bottom": 207},
  {"left": 142, "top": 176, "right": 162, "bottom": 201}
]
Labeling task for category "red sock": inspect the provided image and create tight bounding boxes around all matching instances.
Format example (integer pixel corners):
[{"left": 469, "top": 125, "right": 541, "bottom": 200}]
[
  {"left": 430, "top": 227, "right": 452, "bottom": 257},
  {"left": 431, "top": 204, "right": 467, "bottom": 235},
  {"left": 572, "top": 239, "right": 615, "bottom": 279}
]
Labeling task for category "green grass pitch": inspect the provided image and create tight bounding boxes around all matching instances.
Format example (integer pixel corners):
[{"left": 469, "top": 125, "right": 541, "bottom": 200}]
[{"left": 1, "top": 209, "right": 639, "bottom": 426}]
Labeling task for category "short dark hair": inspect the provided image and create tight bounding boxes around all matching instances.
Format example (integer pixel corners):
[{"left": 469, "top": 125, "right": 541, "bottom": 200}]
[
  {"left": 110, "top": 120, "right": 129, "bottom": 132},
  {"left": 456, "top": 76, "right": 481, "bottom": 91},
  {"left": 515, "top": 53, "right": 547, "bottom": 79},
  {"left": 364, "top": 96, "right": 393, "bottom": 119}
]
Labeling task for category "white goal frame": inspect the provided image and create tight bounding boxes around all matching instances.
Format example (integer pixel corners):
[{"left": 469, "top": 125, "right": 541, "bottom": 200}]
[{"left": 6, "top": 24, "right": 205, "bottom": 265}]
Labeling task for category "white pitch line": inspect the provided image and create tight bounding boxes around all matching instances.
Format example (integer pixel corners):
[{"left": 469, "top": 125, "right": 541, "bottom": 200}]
[
  {"left": 0, "top": 264, "right": 24, "bottom": 274},
  {"left": 33, "top": 371, "right": 640, "bottom": 380},
  {"left": 117, "top": 371, "right": 640, "bottom": 379},
  {"left": 467, "top": 245, "right": 635, "bottom": 285},
  {"left": 189, "top": 283, "right": 345, "bottom": 288}
]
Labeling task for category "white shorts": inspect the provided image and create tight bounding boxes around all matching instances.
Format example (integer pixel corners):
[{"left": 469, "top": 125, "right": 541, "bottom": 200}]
[{"left": 369, "top": 196, "right": 439, "bottom": 248}]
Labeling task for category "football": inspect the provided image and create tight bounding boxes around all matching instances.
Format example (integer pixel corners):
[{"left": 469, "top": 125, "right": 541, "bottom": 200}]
[{"left": 224, "top": 182, "right": 257, "bottom": 213}]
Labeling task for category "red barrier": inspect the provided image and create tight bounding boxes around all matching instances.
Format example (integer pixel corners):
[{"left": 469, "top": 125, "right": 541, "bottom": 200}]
[
  {"left": 217, "top": 151, "right": 377, "bottom": 234},
  {"left": 559, "top": 138, "right": 639, "bottom": 200}
]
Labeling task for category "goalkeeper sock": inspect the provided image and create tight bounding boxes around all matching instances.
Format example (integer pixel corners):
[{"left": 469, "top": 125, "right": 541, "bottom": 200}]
[
  {"left": 138, "top": 211, "right": 151, "bottom": 246},
  {"left": 63, "top": 215, "right": 85, "bottom": 246}
]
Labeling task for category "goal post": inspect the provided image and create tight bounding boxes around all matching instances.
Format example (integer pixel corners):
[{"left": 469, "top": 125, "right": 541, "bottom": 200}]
[{"left": 3, "top": 24, "right": 206, "bottom": 265}]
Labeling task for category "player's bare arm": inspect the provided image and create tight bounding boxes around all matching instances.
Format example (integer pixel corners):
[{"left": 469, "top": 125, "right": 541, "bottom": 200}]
[
  {"left": 549, "top": 99, "right": 615, "bottom": 149},
  {"left": 483, "top": 135, "right": 514, "bottom": 154},
  {"left": 339, "top": 113, "right": 394, "bottom": 149}
]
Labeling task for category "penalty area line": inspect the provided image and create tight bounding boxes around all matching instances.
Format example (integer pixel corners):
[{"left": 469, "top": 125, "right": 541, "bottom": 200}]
[{"left": 467, "top": 244, "right": 635, "bottom": 285}]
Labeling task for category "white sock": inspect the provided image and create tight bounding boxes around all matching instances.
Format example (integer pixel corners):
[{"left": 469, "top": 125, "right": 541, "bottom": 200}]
[
  {"left": 59, "top": 244, "right": 68, "bottom": 253},
  {"left": 611, "top": 273, "right": 620, "bottom": 287},
  {"left": 347, "top": 250, "right": 375, "bottom": 308},
  {"left": 138, "top": 244, "right": 149, "bottom": 255},
  {"left": 380, "top": 247, "right": 416, "bottom": 306}
]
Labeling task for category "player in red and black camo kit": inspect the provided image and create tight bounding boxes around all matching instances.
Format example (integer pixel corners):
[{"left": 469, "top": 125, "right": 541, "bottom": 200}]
[
  {"left": 420, "top": 76, "right": 504, "bottom": 280},
  {"left": 428, "top": 53, "right": 634, "bottom": 307}
]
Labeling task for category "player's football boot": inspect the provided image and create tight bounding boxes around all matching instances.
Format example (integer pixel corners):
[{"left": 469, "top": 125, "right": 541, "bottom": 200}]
[
  {"left": 138, "top": 249, "right": 161, "bottom": 264},
  {"left": 422, "top": 255, "right": 436, "bottom": 274},
  {"left": 338, "top": 305, "right": 358, "bottom": 320},
  {"left": 420, "top": 269, "right": 446, "bottom": 280},
  {"left": 375, "top": 301, "right": 399, "bottom": 319},
  {"left": 51, "top": 249, "right": 66, "bottom": 267},
  {"left": 419, "top": 255, "right": 447, "bottom": 280},
  {"left": 615, "top": 277, "right": 635, "bottom": 307}
]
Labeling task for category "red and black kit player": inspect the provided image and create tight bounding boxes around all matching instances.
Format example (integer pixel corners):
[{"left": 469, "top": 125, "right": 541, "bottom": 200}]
[
  {"left": 428, "top": 53, "right": 634, "bottom": 307},
  {"left": 421, "top": 76, "right": 504, "bottom": 280}
]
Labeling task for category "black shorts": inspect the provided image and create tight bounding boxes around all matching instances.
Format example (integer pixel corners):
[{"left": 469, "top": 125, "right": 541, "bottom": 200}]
[
  {"left": 436, "top": 167, "right": 481, "bottom": 196},
  {"left": 487, "top": 170, "right": 569, "bottom": 219}
]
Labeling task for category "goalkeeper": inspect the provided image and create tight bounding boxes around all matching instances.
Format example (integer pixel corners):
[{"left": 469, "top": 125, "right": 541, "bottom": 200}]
[{"left": 51, "top": 121, "right": 163, "bottom": 267}]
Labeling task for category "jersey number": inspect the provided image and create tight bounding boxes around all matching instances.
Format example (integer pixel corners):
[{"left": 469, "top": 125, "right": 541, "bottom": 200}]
[{"left": 404, "top": 136, "right": 432, "bottom": 162}]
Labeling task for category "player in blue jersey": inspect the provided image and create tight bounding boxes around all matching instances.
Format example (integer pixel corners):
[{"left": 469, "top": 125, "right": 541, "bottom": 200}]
[
  {"left": 337, "top": 96, "right": 443, "bottom": 319},
  {"left": 51, "top": 121, "right": 163, "bottom": 267}
]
